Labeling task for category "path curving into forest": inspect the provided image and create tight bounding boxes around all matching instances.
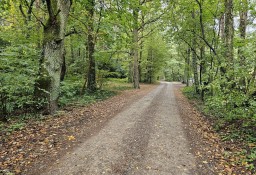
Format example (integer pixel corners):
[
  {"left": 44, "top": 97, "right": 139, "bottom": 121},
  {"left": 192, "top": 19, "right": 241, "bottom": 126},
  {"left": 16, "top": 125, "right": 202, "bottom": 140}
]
[{"left": 42, "top": 82, "right": 197, "bottom": 175}]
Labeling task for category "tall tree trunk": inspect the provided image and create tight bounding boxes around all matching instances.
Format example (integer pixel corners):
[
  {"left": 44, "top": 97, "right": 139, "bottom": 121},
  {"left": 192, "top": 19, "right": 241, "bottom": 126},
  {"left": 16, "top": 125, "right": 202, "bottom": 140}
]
[
  {"left": 224, "top": 0, "right": 234, "bottom": 74},
  {"left": 191, "top": 11, "right": 199, "bottom": 94},
  {"left": 200, "top": 46, "right": 206, "bottom": 100},
  {"left": 70, "top": 36, "right": 75, "bottom": 64},
  {"left": 132, "top": 3, "right": 140, "bottom": 89},
  {"left": 192, "top": 45, "right": 199, "bottom": 94},
  {"left": 147, "top": 46, "right": 153, "bottom": 83},
  {"left": 60, "top": 48, "right": 66, "bottom": 81},
  {"left": 238, "top": 0, "right": 248, "bottom": 65},
  {"left": 219, "top": 14, "right": 225, "bottom": 40},
  {"left": 184, "top": 48, "right": 190, "bottom": 86},
  {"left": 86, "top": 0, "right": 96, "bottom": 92},
  {"left": 238, "top": 0, "right": 248, "bottom": 92},
  {"left": 34, "top": 0, "right": 71, "bottom": 114},
  {"left": 139, "top": 14, "right": 144, "bottom": 82},
  {"left": 128, "top": 59, "right": 133, "bottom": 83}
]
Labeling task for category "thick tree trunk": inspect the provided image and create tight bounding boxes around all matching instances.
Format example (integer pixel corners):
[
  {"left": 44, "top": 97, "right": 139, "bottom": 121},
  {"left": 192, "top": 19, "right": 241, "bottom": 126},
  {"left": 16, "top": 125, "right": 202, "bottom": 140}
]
[
  {"left": 86, "top": 0, "right": 97, "bottom": 92},
  {"left": 34, "top": 0, "right": 71, "bottom": 114}
]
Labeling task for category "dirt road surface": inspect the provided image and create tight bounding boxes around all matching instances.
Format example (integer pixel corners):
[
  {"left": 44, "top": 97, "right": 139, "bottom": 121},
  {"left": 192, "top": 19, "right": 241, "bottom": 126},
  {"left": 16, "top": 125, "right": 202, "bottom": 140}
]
[{"left": 42, "top": 82, "right": 197, "bottom": 175}]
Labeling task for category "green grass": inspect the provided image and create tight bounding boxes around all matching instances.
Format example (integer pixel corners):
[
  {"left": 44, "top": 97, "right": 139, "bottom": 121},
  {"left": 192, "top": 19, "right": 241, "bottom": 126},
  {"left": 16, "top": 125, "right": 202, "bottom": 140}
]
[
  {"left": 59, "top": 89, "right": 116, "bottom": 107},
  {"left": 103, "top": 78, "right": 133, "bottom": 91}
]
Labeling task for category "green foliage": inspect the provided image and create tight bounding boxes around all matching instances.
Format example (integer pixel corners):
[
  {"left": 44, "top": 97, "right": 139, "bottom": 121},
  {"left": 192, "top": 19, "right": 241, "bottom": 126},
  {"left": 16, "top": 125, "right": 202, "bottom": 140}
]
[
  {"left": 59, "top": 78, "right": 116, "bottom": 107},
  {"left": 0, "top": 44, "right": 39, "bottom": 118},
  {"left": 6, "top": 122, "right": 25, "bottom": 132},
  {"left": 182, "top": 86, "right": 201, "bottom": 100},
  {"left": 0, "top": 121, "right": 25, "bottom": 134}
]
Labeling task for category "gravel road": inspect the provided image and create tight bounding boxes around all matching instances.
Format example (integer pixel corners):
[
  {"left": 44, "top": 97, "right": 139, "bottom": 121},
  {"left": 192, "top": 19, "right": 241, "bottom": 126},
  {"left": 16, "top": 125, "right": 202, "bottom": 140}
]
[{"left": 42, "top": 82, "right": 197, "bottom": 175}]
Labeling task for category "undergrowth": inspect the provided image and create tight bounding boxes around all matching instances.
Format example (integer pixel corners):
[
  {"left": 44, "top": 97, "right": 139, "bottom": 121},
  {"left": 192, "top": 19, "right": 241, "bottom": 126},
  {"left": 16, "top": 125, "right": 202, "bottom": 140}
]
[
  {"left": 0, "top": 77, "right": 131, "bottom": 132},
  {"left": 182, "top": 85, "right": 256, "bottom": 171}
]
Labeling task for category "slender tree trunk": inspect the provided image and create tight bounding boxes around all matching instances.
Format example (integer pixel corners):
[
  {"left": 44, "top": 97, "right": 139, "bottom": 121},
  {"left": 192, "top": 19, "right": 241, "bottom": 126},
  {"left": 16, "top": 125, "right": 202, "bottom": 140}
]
[
  {"left": 224, "top": 0, "right": 234, "bottom": 73},
  {"left": 191, "top": 11, "right": 199, "bottom": 94},
  {"left": 238, "top": 0, "right": 248, "bottom": 65},
  {"left": 200, "top": 46, "right": 206, "bottom": 100},
  {"left": 70, "top": 36, "right": 75, "bottom": 64},
  {"left": 86, "top": 0, "right": 96, "bottom": 92},
  {"left": 219, "top": 14, "right": 225, "bottom": 40},
  {"left": 34, "top": 0, "right": 71, "bottom": 114},
  {"left": 147, "top": 46, "right": 153, "bottom": 83},
  {"left": 184, "top": 48, "right": 190, "bottom": 86},
  {"left": 139, "top": 42, "right": 143, "bottom": 82},
  {"left": 60, "top": 48, "right": 66, "bottom": 81},
  {"left": 131, "top": 2, "right": 140, "bottom": 89},
  {"left": 192, "top": 46, "right": 199, "bottom": 94},
  {"left": 238, "top": 0, "right": 248, "bottom": 92},
  {"left": 128, "top": 59, "right": 133, "bottom": 83},
  {"left": 139, "top": 14, "right": 144, "bottom": 82}
]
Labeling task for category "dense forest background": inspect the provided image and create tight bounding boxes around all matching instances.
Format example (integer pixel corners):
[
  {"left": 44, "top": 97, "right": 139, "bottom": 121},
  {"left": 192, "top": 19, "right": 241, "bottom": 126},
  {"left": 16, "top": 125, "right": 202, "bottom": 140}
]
[
  {"left": 0, "top": 0, "right": 255, "bottom": 139},
  {"left": 0, "top": 0, "right": 256, "bottom": 173}
]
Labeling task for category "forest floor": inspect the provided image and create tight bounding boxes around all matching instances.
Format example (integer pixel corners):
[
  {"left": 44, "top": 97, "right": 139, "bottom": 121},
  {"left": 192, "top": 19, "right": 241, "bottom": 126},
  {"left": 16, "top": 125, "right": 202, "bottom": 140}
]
[{"left": 0, "top": 82, "right": 254, "bottom": 174}]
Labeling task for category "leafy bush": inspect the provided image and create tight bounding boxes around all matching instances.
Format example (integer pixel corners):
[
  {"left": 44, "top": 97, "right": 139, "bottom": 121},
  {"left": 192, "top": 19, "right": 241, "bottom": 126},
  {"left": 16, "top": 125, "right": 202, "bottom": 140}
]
[{"left": 0, "top": 44, "right": 39, "bottom": 119}]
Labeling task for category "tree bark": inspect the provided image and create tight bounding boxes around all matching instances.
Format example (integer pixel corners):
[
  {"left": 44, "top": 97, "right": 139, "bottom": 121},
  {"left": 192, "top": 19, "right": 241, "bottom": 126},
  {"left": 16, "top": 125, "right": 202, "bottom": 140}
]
[
  {"left": 219, "top": 14, "right": 225, "bottom": 40},
  {"left": 184, "top": 48, "right": 190, "bottom": 86},
  {"left": 86, "top": 0, "right": 97, "bottom": 92},
  {"left": 224, "top": 0, "right": 234, "bottom": 73},
  {"left": 132, "top": 5, "right": 140, "bottom": 89},
  {"left": 60, "top": 48, "right": 66, "bottom": 81},
  {"left": 191, "top": 11, "right": 199, "bottom": 94},
  {"left": 238, "top": 0, "right": 248, "bottom": 65},
  {"left": 146, "top": 45, "right": 153, "bottom": 83},
  {"left": 34, "top": 0, "right": 71, "bottom": 114}
]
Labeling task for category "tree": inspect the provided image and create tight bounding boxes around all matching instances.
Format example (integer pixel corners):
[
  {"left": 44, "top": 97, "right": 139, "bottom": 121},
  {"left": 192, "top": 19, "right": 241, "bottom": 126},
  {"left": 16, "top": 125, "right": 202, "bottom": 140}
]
[
  {"left": 86, "top": 0, "right": 97, "bottom": 91},
  {"left": 222, "top": 0, "right": 234, "bottom": 75},
  {"left": 34, "top": 0, "right": 72, "bottom": 114}
]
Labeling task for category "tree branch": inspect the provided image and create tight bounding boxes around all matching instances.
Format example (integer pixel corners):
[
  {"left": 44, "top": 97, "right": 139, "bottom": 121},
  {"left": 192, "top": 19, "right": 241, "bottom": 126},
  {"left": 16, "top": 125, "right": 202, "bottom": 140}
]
[
  {"left": 65, "top": 28, "right": 82, "bottom": 37},
  {"left": 31, "top": 9, "right": 46, "bottom": 27},
  {"left": 186, "top": 29, "right": 217, "bottom": 55},
  {"left": 138, "top": 12, "right": 165, "bottom": 31},
  {"left": 19, "top": 4, "right": 27, "bottom": 20},
  {"left": 46, "top": 0, "right": 54, "bottom": 19}
]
